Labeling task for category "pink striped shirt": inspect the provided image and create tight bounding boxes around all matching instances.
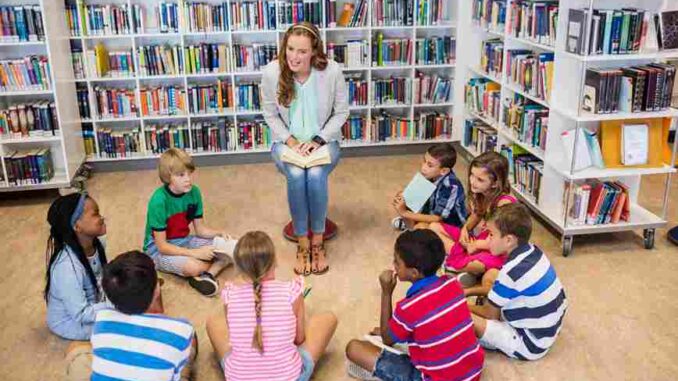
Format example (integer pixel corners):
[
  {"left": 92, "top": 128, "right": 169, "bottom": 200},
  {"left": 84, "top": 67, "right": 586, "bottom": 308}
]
[{"left": 221, "top": 277, "right": 304, "bottom": 381}]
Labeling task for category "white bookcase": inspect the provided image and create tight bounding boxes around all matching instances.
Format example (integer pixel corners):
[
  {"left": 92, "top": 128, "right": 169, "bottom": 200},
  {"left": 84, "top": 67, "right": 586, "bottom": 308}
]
[
  {"left": 67, "top": 0, "right": 459, "bottom": 162},
  {"left": 454, "top": 0, "right": 678, "bottom": 256},
  {"left": 0, "top": 0, "right": 85, "bottom": 192}
]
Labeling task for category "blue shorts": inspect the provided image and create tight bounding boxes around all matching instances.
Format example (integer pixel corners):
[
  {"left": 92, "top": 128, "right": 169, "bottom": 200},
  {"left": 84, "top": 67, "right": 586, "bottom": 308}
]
[
  {"left": 373, "top": 350, "right": 422, "bottom": 381},
  {"left": 145, "top": 235, "right": 212, "bottom": 276},
  {"left": 221, "top": 347, "right": 314, "bottom": 381}
]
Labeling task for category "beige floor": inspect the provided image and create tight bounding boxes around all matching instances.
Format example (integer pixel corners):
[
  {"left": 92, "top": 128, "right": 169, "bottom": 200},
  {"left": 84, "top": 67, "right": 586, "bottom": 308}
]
[{"left": 1, "top": 153, "right": 677, "bottom": 381}]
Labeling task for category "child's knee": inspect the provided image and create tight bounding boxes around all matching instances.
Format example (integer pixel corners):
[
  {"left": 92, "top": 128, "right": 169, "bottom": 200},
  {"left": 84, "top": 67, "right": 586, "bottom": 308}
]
[
  {"left": 345, "top": 339, "right": 365, "bottom": 361},
  {"left": 182, "top": 259, "right": 210, "bottom": 277}
]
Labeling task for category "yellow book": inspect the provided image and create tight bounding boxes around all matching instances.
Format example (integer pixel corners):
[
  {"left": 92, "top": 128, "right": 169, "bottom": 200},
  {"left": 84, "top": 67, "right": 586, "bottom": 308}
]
[
  {"left": 217, "top": 79, "right": 223, "bottom": 111},
  {"left": 544, "top": 61, "right": 554, "bottom": 98},
  {"left": 94, "top": 43, "right": 109, "bottom": 77},
  {"left": 337, "top": 4, "right": 354, "bottom": 27}
]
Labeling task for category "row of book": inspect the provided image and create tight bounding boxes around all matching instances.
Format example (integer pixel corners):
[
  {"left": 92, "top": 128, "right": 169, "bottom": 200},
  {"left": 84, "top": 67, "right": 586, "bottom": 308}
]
[
  {"left": 508, "top": 1, "right": 558, "bottom": 47},
  {"left": 138, "top": 45, "right": 183, "bottom": 77},
  {"left": 278, "top": 0, "right": 323, "bottom": 27},
  {"left": 192, "top": 119, "right": 272, "bottom": 152},
  {"left": 0, "top": 5, "right": 45, "bottom": 42},
  {"left": 345, "top": 74, "right": 368, "bottom": 106},
  {"left": 94, "top": 87, "right": 138, "bottom": 119},
  {"left": 501, "top": 95, "right": 548, "bottom": 152},
  {"left": 566, "top": 180, "right": 630, "bottom": 226},
  {"left": 415, "top": 37, "right": 455, "bottom": 66},
  {"left": 184, "top": 43, "right": 235, "bottom": 74},
  {"left": 5, "top": 148, "right": 54, "bottom": 185},
  {"left": 413, "top": 72, "right": 451, "bottom": 104},
  {"left": 0, "top": 56, "right": 52, "bottom": 92},
  {"left": 81, "top": 46, "right": 135, "bottom": 78},
  {"left": 327, "top": 41, "right": 369, "bottom": 68},
  {"left": 481, "top": 38, "right": 503, "bottom": 78},
  {"left": 372, "top": 77, "right": 411, "bottom": 105},
  {"left": 465, "top": 78, "right": 501, "bottom": 123},
  {"left": 187, "top": 81, "right": 235, "bottom": 114},
  {"left": 140, "top": 86, "right": 187, "bottom": 116},
  {"left": 230, "top": 0, "right": 277, "bottom": 31},
  {"left": 501, "top": 144, "right": 543, "bottom": 203},
  {"left": 472, "top": 0, "right": 506, "bottom": 32},
  {"left": 97, "top": 127, "right": 143, "bottom": 158},
  {"left": 182, "top": 2, "right": 229, "bottom": 33},
  {"left": 76, "top": 88, "right": 92, "bottom": 120},
  {"left": 344, "top": 111, "right": 452, "bottom": 142},
  {"left": 566, "top": 8, "right": 648, "bottom": 56},
  {"left": 235, "top": 83, "right": 262, "bottom": 111},
  {"left": 83, "top": 4, "right": 132, "bottom": 36},
  {"left": 416, "top": 0, "right": 452, "bottom": 26},
  {"left": 156, "top": 2, "right": 180, "bottom": 33},
  {"left": 464, "top": 119, "right": 497, "bottom": 154},
  {"left": 373, "top": 35, "right": 412, "bottom": 67},
  {"left": 0, "top": 102, "right": 58, "bottom": 139},
  {"left": 506, "top": 50, "right": 554, "bottom": 102},
  {"left": 582, "top": 64, "right": 676, "bottom": 114},
  {"left": 372, "top": 0, "right": 413, "bottom": 27},
  {"left": 232, "top": 43, "right": 277, "bottom": 71}
]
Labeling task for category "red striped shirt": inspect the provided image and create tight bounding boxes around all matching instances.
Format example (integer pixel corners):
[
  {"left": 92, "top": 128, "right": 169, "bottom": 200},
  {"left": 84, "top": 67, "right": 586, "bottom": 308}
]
[{"left": 388, "top": 275, "right": 484, "bottom": 381}]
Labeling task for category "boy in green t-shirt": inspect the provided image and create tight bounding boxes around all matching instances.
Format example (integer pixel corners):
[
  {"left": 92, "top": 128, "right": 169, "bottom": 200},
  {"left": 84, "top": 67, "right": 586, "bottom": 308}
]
[{"left": 143, "top": 148, "right": 235, "bottom": 296}]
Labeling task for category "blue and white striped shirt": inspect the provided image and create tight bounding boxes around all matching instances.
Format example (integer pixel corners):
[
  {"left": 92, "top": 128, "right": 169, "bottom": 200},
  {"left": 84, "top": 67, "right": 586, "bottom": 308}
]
[
  {"left": 488, "top": 243, "right": 567, "bottom": 360},
  {"left": 91, "top": 309, "right": 194, "bottom": 381}
]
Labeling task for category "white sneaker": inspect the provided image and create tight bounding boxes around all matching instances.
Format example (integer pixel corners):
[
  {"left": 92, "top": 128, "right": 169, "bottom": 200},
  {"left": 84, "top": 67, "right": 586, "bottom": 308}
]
[
  {"left": 346, "top": 360, "right": 381, "bottom": 381},
  {"left": 391, "top": 217, "right": 408, "bottom": 231}
]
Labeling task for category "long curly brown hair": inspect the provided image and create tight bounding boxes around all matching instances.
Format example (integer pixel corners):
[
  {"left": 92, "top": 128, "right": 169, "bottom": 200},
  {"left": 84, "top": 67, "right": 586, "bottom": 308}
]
[
  {"left": 277, "top": 22, "right": 328, "bottom": 107},
  {"left": 468, "top": 151, "right": 511, "bottom": 219}
]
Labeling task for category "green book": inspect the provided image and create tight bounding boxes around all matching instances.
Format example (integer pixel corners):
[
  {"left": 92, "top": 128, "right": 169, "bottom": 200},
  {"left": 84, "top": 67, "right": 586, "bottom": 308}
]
[
  {"left": 377, "top": 32, "right": 383, "bottom": 66},
  {"left": 619, "top": 10, "right": 631, "bottom": 53}
]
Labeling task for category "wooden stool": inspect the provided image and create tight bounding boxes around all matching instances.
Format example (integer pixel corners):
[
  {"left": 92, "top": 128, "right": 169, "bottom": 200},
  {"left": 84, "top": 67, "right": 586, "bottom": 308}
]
[{"left": 283, "top": 219, "right": 338, "bottom": 242}]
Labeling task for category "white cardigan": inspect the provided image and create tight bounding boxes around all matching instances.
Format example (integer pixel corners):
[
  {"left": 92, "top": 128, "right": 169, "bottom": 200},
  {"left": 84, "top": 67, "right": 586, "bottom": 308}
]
[{"left": 260, "top": 59, "right": 349, "bottom": 143}]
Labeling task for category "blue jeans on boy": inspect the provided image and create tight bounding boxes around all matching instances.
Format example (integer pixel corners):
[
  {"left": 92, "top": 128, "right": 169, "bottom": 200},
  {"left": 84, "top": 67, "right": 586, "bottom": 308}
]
[
  {"left": 373, "top": 350, "right": 422, "bottom": 381},
  {"left": 271, "top": 141, "right": 341, "bottom": 236}
]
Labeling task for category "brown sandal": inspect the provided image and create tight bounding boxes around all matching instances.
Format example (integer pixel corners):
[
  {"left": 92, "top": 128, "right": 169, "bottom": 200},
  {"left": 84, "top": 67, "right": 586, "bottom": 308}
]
[
  {"left": 311, "top": 244, "right": 329, "bottom": 275},
  {"left": 294, "top": 245, "right": 312, "bottom": 276}
]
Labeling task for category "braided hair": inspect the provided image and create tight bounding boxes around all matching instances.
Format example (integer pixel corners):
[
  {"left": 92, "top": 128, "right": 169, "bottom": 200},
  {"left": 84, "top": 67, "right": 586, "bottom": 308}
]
[{"left": 233, "top": 231, "right": 276, "bottom": 354}]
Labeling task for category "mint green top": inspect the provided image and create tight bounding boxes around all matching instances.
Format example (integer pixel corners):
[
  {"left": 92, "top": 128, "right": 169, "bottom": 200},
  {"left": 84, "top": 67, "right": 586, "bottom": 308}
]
[{"left": 288, "top": 70, "right": 320, "bottom": 142}]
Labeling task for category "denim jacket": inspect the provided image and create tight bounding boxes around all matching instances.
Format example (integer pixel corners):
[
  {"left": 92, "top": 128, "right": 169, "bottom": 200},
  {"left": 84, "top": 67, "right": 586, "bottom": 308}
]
[{"left": 46, "top": 244, "right": 108, "bottom": 340}]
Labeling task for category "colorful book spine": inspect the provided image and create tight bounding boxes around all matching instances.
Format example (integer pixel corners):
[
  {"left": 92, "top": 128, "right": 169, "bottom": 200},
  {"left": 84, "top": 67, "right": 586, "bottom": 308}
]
[
  {"left": 131, "top": 4, "right": 144, "bottom": 34},
  {"left": 0, "top": 101, "right": 58, "bottom": 139},
  {"left": 413, "top": 72, "right": 452, "bottom": 104},
  {"left": 371, "top": 0, "right": 414, "bottom": 27},
  {"left": 415, "top": 37, "right": 455, "bottom": 65},
  {"left": 367, "top": 111, "right": 452, "bottom": 142},
  {"left": 372, "top": 35, "right": 412, "bottom": 67},
  {"left": 187, "top": 80, "right": 234, "bottom": 114},
  {"left": 65, "top": 4, "right": 82, "bottom": 37},
  {"left": 0, "top": 6, "right": 45, "bottom": 42},
  {"left": 184, "top": 43, "right": 234, "bottom": 74},
  {"left": 472, "top": 0, "right": 506, "bottom": 32},
  {"left": 417, "top": 0, "right": 451, "bottom": 26},
  {"left": 157, "top": 2, "right": 180, "bottom": 33},
  {"left": 464, "top": 119, "right": 497, "bottom": 153},
  {"left": 501, "top": 95, "right": 549, "bottom": 152},
  {"left": 229, "top": 0, "right": 277, "bottom": 31},
  {"left": 235, "top": 83, "right": 262, "bottom": 111},
  {"left": 465, "top": 77, "right": 501, "bottom": 123},
  {"left": 506, "top": 50, "right": 554, "bottom": 101},
  {"left": 277, "top": 0, "right": 323, "bottom": 28},
  {"left": 501, "top": 144, "right": 543, "bottom": 202},
  {"left": 97, "top": 127, "right": 142, "bottom": 158},
  {"left": 145, "top": 122, "right": 190, "bottom": 154},
  {"left": 5, "top": 148, "right": 54, "bottom": 185},
  {"left": 233, "top": 43, "right": 277, "bottom": 71},
  {"left": 76, "top": 87, "right": 92, "bottom": 120},
  {"left": 84, "top": 4, "right": 132, "bottom": 36},
  {"left": 481, "top": 38, "right": 504, "bottom": 77},
  {"left": 137, "top": 45, "right": 183, "bottom": 76},
  {"left": 341, "top": 115, "right": 369, "bottom": 142},
  {"left": 82, "top": 126, "right": 96, "bottom": 156},
  {"left": 183, "top": 2, "right": 229, "bottom": 32},
  {"left": 509, "top": 1, "right": 559, "bottom": 46},
  {"left": 327, "top": 40, "right": 369, "bottom": 68},
  {"left": 140, "top": 86, "right": 186, "bottom": 116},
  {"left": 191, "top": 119, "right": 232, "bottom": 152},
  {"left": 371, "top": 77, "right": 412, "bottom": 105},
  {"left": 345, "top": 74, "right": 369, "bottom": 106},
  {"left": 324, "top": 0, "right": 337, "bottom": 27},
  {"left": 71, "top": 50, "right": 86, "bottom": 80},
  {"left": 0, "top": 55, "right": 52, "bottom": 92},
  {"left": 415, "top": 112, "right": 453, "bottom": 140},
  {"left": 235, "top": 118, "right": 271, "bottom": 150},
  {"left": 93, "top": 86, "right": 138, "bottom": 119}
]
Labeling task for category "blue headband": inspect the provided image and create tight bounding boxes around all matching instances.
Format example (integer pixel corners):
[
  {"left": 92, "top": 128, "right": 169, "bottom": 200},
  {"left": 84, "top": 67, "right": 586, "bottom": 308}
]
[{"left": 70, "top": 192, "right": 88, "bottom": 229}]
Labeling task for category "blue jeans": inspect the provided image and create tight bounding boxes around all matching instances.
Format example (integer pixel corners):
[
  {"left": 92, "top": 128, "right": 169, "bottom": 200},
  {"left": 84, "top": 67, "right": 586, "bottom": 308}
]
[
  {"left": 271, "top": 141, "right": 341, "bottom": 236},
  {"left": 373, "top": 350, "right": 422, "bottom": 381}
]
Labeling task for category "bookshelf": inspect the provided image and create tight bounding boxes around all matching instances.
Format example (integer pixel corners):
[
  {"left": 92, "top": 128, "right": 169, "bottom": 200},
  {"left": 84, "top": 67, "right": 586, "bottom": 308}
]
[
  {"left": 456, "top": 0, "right": 678, "bottom": 256},
  {"left": 0, "top": 0, "right": 85, "bottom": 192},
  {"left": 65, "top": 0, "right": 459, "bottom": 162}
]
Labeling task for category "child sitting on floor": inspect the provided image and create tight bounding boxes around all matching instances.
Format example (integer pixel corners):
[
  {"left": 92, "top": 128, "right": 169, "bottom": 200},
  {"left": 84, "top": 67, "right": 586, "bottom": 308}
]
[
  {"left": 345, "top": 229, "right": 484, "bottom": 381},
  {"left": 429, "top": 151, "right": 516, "bottom": 289},
  {"left": 45, "top": 192, "right": 109, "bottom": 341},
  {"left": 143, "top": 147, "right": 236, "bottom": 297},
  {"left": 391, "top": 143, "right": 467, "bottom": 231},
  {"left": 206, "top": 231, "right": 338, "bottom": 381},
  {"left": 469, "top": 203, "right": 567, "bottom": 360}
]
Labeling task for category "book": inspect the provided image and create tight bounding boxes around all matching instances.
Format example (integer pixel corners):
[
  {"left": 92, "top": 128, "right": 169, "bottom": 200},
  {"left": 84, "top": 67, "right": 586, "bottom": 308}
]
[
  {"left": 621, "top": 123, "right": 648, "bottom": 165},
  {"left": 213, "top": 236, "right": 237, "bottom": 259},
  {"left": 566, "top": 8, "right": 587, "bottom": 54},
  {"left": 561, "top": 128, "right": 592, "bottom": 171},
  {"left": 402, "top": 172, "right": 436, "bottom": 213},
  {"left": 280, "top": 145, "right": 331, "bottom": 168},
  {"left": 657, "top": 10, "right": 678, "bottom": 50}
]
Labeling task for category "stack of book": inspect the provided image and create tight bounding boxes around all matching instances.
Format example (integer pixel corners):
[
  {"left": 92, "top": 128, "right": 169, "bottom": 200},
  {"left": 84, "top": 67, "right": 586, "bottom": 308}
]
[
  {"left": 506, "top": 50, "right": 554, "bottom": 102},
  {"left": 235, "top": 83, "right": 261, "bottom": 111},
  {"left": 93, "top": 87, "right": 138, "bottom": 119},
  {"left": 82, "top": 4, "right": 132, "bottom": 35},
  {"left": 472, "top": 0, "right": 506, "bottom": 31},
  {"left": 184, "top": 43, "right": 234, "bottom": 74},
  {"left": 415, "top": 112, "right": 452, "bottom": 140},
  {"left": 137, "top": 45, "right": 183, "bottom": 76},
  {"left": 327, "top": 41, "right": 369, "bottom": 68},
  {"left": 140, "top": 86, "right": 187, "bottom": 116},
  {"left": 0, "top": 55, "right": 52, "bottom": 92},
  {"left": 415, "top": 37, "right": 456, "bottom": 66},
  {"left": 372, "top": 77, "right": 412, "bottom": 106},
  {"left": 97, "top": 127, "right": 142, "bottom": 158},
  {"left": 0, "top": 102, "right": 58, "bottom": 139},
  {"left": 508, "top": 1, "right": 558, "bottom": 46},
  {"left": 5, "top": 148, "right": 54, "bottom": 185},
  {"left": 277, "top": 0, "right": 323, "bottom": 27},
  {"left": 145, "top": 122, "right": 190, "bottom": 154},
  {"left": 82, "top": 126, "right": 96, "bottom": 156},
  {"left": 465, "top": 78, "right": 501, "bottom": 123},
  {"left": 0, "top": 5, "right": 45, "bottom": 42},
  {"left": 464, "top": 119, "right": 497, "bottom": 154},
  {"left": 481, "top": 38, "right": 503, "bottom": 77},
  {"left": 501, "top": 95, "right": 548, "bottom": 152},
  {"left": 413, "top": 72, "right": 452, "bottom": 104},
  {"left": 582, "top": 64, "right": 676, "bottom": 114},
  {"left": 501, "top": 144, "right": 543, "bottom": 202},
  {"left": 187, "top": 81, "right": 234, "bottom": 114},
  {"left": 191, "top": 119, "right": 233, "bottom": 152},
  {"left": 345, "top": 74, "right": 368, "bottom": 106},
  {"left": 85, "top": 45, "right": 135, "bottom": 78},
  {"left": 373, "top": 34, "right": 412, "bottom": 67},
  {"left": 342, "top": 115, "right": 368, "bottom": 142},
  {"left": 230, "top": 0, "right": 276, "bottom": 31},
  {"left": 372, "top": 0, "right": 413, "bottom": 27},
  {"left": 566, "top": 7, "right": 648, "bottom": 56},
  {"left": 233, "top": 43, "right": 277, "bottom": 71},
  {"left": 76, "top": 88, "right": 91, "bottom": 120},
  {"left": 183, "top": 2, "right": 228, "bottom": 32},
  {"left": 236, "top": 118, "right": 271, "bottom": 150},
  {"left": 417, "top": 0, "right": 451, "bottom": 26},
  {"left": 566, "top": 180, "right": 630, "bottom": 225}
]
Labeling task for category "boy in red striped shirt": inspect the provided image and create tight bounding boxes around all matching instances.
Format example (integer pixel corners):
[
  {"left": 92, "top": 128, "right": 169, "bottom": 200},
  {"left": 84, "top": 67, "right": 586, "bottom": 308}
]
[{"left": 346, "top": 229, "right": 484, "bottom": 381}]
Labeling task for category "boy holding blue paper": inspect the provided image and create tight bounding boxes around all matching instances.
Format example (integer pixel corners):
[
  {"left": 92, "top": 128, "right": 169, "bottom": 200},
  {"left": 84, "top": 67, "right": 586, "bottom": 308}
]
[{"left": 392, "top": 143, "right": 467, "bottom": 230}]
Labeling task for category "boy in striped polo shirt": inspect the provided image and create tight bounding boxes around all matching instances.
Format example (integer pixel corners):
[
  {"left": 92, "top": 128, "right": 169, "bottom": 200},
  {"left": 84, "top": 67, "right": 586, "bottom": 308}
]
[
  {"left": 346, "top": 229, "right": 484, "bottom": 381},
  {"left": 470, "top": 203, "right": 568, "bottom": 360}
]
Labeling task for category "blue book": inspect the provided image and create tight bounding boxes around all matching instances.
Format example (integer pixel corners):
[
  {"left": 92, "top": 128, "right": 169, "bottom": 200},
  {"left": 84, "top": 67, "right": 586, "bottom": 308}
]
[{"left": 402, "top": 172, "right": 436, "bottom": 213}]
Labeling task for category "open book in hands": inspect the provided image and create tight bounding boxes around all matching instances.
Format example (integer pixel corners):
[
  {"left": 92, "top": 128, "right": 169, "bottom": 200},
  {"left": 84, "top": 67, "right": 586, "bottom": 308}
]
[{"left": 280, "top": 145, "right": 332, "bottom": 168}]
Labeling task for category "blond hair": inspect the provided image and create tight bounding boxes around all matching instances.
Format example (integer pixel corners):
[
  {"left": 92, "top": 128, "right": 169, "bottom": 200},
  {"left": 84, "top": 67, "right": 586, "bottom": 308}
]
[
  {"left": 233, "top": 231, "right": 276, "bottom": 354},
  {"left": 157, "top": 148, "right": 195, "bottom": 184}
]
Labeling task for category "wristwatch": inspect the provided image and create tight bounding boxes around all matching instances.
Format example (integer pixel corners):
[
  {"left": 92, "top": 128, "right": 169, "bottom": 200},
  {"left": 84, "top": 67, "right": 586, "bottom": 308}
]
[{"left": 312, "top": 135, "right": 327, "bottom": 146}]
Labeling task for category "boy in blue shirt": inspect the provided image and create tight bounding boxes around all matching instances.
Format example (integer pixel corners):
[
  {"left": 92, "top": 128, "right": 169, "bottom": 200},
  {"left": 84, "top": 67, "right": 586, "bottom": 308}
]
[{"left": 392, "top": 143, "right": 467, "bottom": 230}]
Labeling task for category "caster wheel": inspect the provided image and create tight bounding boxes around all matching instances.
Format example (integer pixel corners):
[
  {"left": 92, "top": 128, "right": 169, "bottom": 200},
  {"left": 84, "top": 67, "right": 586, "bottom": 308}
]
[
  {"left": 643, "top": 229, "right": 655, "bottom": 250},
  {"left": 562, "top": 236, "right": 573, "bottom": 257}
]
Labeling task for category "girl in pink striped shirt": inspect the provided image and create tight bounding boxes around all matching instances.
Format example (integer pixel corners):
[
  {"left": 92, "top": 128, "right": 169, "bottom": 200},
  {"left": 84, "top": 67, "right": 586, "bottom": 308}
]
[{"left": 207, "top": 231, "right": 338, "bottom": 381}]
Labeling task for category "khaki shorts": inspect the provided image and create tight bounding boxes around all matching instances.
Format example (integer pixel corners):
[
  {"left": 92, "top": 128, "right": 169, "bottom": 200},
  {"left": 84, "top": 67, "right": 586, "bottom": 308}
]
[{"left": 64, "top": 343, "right": 92, "bottom": 381}]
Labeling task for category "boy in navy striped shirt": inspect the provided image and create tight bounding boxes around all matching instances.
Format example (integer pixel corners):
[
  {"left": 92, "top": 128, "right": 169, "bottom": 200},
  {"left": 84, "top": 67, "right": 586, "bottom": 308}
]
[{"left": 470, "top": 203, "right": 567, "bottom": 361}]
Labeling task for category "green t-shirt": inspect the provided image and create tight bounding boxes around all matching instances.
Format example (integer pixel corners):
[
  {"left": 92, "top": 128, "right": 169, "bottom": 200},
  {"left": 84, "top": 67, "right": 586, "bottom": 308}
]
[
  {"left": 289, "top": 70, "right": 320, "bottom": 142},
  {"left": 143, "top": 185, "right": 204, "bottom": 250}
]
